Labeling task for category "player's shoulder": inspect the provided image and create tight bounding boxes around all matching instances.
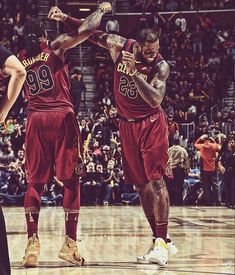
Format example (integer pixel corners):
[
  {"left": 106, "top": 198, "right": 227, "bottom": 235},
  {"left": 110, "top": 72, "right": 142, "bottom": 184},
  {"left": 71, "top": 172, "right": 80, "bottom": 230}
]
[{"left": 155, "top": 58, "right": 170, "bottom": 80}]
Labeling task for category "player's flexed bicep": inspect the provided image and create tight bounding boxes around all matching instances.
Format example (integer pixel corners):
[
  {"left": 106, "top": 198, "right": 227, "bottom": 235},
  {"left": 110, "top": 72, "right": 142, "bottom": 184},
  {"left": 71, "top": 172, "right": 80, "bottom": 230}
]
[
  {"left": 50, "top": 2, "right": 112, "bottom": 57},
  {"left": 148, "top": 60, "right": 170, "bottom": 105}
]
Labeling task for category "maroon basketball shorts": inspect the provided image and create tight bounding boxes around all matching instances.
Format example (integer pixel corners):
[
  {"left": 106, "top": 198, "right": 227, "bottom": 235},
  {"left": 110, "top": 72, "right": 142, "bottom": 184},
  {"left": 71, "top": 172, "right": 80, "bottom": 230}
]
[
  {"left": 25, "top": 112, "right": 81, "bottom": 184},
  {"left": 119, "top": 109, "right": 169, "bottom": 185}
]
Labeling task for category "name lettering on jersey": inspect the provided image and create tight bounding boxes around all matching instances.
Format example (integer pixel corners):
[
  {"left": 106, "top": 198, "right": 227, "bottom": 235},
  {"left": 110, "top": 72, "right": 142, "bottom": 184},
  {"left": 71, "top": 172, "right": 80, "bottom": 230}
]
[
  {"left": 117, "top": 62, "right": 148, "bottom": 81},
  {"left": 22, "top": 52, "right": 50, "bottom": 68}
]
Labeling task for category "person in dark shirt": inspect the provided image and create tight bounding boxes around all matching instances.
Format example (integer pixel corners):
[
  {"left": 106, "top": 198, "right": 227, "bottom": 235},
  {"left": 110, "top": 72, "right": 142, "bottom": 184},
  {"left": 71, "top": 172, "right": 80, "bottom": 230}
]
[
  {"left": 70, "top": 69, "right": 86, "bottom": 115},
  {"left": 82, "top": 162, "right": 102, "bottom": 205},
  {"left": 218, "top": 136, "right": 235, "bottom": 208}
]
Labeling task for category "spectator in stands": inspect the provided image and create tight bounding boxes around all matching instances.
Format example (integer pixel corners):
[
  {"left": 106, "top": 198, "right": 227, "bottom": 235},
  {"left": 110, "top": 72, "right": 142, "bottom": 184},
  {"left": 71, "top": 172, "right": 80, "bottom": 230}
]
[
  {"left": 218, "top": 135, "right": 235, "bottom": 208},
  {"left": 82, "top": 161, "right": 102, "bottom": 205},
  {"left": 175, "top": 12, "right": 187, "bottom": 32},
  {"left": 149, "top": 11, "right": 164, "bottom": 33},
  {"left": 13, "top": 20, "right": 24, "bottom": 37},
  {"left": 166, "top": 138, "right": 190, "bottom": 205},
  {"left": 194, "top": 134, "right": 221, "bottom": 205},
  {"left": 78, "top": 118, "right": 90, "bottom": 144},
  {"left": 0, "top": 143, "right": 16, "bottom": 166},
  {"left": 105, "top": 15, "right": 120, "bottom": 34},
  {"left": 70, "top": 69, "right": 86, "bottom": 115},
  {"left": 192, "top": 24, "right": 203, "bottom": 55},
  {"left": 102, "top": 159, "right": 120, "bottom": 205},
  {"left": 183, "top": 167, "right": 202, "bottom": 205},
  {"left": 138, "top": 12, "right": 148, "bottom": 29},
  {"left": 41, "top": 177, "right": 63, "bottom": 206},
  {"left": 207, "top": 51, "right": 221, "bottom": 71},
  {"left": 167, "top": 114, "right": 179, "bottom": 146},
  {"left": 92, "top": 114, "right": 112, "bottom": 146},
  {"left": 91, "top": 140, "right": 103, "bottom": 164}
]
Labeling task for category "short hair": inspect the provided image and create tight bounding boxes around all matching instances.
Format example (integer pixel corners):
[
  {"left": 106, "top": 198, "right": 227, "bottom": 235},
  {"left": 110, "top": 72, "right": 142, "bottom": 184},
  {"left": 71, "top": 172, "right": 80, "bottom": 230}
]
[{"left": 136, "top": 29, "right": 159, "bottom": 45}]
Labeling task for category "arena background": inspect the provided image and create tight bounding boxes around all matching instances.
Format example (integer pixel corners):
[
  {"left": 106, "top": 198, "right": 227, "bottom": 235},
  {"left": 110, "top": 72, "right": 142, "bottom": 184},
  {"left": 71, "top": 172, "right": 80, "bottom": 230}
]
[{"left": 0, "top": 1, "right": 235, "bottom": 274}]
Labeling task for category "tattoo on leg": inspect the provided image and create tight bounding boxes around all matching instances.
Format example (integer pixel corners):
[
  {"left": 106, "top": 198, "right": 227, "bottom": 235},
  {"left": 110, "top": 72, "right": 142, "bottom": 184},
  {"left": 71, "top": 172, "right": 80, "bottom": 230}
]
[
  {"left": 151, "top": 178, "right": 169, "bottom": 223},
  {"left": 136, "top": 184, "right": 156, "bottom": 235}
]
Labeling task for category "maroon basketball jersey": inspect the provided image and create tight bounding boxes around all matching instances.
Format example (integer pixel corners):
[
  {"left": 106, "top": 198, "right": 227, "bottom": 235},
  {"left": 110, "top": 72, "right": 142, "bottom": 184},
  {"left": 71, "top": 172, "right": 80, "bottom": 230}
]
[
  {"left": 18, "top": 42, "right": 74, "bottom": 113},
  {"left": 114, "top": 39, "right": 164, "bottom": 119}
]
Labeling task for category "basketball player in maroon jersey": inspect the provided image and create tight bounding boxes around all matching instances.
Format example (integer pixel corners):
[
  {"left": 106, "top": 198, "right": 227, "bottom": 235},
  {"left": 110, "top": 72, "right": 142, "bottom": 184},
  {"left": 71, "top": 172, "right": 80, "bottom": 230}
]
[
  {"left": 0, "top": 45, "right": 26, "bottom": 275},
  {"left": 49, "top": 8, "right": 177, "bottom": 267},
  {"left": 18, "top": 2, "right": 111, "bottom": 268}
]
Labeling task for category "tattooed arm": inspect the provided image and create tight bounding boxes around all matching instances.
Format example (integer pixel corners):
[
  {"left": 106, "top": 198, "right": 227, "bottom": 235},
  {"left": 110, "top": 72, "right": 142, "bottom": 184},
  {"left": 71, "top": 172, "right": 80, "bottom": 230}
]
[
  {"left": 133, "top": 61, "right": 170, "bottom": 107},
  {"left": 48, "top": 6, "right": 126, "bottom": 62},
  {"left": 122, "top": 50, "right": 169, "bottom": 107},
  {"left": 122, "top": 51, "right": 169, "bottom": 107},
  {"left": 49, "top": 2, "right": 111, "bottom": 58},
  {"left": 48, "top": 5, "right": 125, "bottom": 62},
  {"left": 88, "top": 32, "right": 126, "bottom": 61}
]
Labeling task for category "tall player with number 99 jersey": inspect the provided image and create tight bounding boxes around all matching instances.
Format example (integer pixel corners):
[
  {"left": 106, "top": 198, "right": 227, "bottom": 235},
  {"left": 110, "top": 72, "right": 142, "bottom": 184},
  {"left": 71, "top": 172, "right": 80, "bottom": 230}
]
[{"left": 17, "top": 3, "right": 112, "bottom": 268}]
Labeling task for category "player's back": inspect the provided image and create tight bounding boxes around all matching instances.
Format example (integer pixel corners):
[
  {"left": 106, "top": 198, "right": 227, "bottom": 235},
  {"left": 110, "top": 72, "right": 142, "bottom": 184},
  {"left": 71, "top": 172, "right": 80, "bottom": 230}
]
[{"left": 18, "top": 42, "right": 74, "bottom": 113}]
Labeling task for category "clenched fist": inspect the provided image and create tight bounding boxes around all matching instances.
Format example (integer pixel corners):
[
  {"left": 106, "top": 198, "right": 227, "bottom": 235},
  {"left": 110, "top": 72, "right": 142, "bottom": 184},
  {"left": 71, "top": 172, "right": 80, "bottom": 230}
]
[
  {"left": 99, "top": 2, "right": 112, "bottom": 13},
  {"left": 48, "top": 6, "right": 67, "bottom": 22}
]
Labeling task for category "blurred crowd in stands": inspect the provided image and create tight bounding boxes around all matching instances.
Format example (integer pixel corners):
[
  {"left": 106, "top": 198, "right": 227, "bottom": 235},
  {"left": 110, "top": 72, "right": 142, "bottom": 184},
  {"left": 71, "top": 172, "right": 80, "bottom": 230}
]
[
  {"left": 131, "top": 0, "right": 234, "bottom": 12},
  {"left": 0, "top": 0, "right": 234, "bottom": 208}
]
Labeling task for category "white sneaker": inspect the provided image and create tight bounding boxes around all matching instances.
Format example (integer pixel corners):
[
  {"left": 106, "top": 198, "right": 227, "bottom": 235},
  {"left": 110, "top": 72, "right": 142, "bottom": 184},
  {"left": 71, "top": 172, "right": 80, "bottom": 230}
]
[
  {"left": 137, "top": 242, "right": 155, "bottom": 264},
  {"left": 147, "top": 238, "right": 168, "bottom": 266},
  {"left": 137, "top": 238, "right": 177, "bottom": 264},
  {"left": 167, "top": 240, "right": 178, "bottom": 256},
  {"left": 22, "top": 234, "right": 40, "bottom": 268}
]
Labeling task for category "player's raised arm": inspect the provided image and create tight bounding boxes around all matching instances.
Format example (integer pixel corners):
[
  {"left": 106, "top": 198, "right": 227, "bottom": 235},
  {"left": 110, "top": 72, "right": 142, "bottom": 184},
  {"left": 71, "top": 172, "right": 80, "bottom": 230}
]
[
  {"left": 48, "top": 5, "right": 126, "bottom": 62},
  {"left": 0, "top": 46, "right": 26, "bottom": 123},
  {"left": 49, "top": 2, "right": 112, "bottom": 55}
]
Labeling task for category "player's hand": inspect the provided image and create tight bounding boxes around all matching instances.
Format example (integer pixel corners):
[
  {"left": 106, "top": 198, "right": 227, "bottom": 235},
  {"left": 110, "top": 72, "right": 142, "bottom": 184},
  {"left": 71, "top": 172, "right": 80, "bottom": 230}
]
[
  {"left": 0, "top": 111, "right": 8, "bottom": 124},
  {"left": 99, "top": 2, "right": 112, "bottom": 13},
  {"left": 48, "top": 6, "right": 67, "bottom": 22},
  {"left": 122, "top": 51, "right": 136, "bottom": 75}
]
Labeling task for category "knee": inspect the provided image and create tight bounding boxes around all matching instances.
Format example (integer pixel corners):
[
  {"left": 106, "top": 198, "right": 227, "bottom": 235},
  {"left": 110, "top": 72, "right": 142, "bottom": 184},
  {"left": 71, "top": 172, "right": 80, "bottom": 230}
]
[
  {"left": 24, "top": 183, "right": 45, "bottom": 211},
  {"left": 135, "top": 182, "right": 150, "bottom": 195},
  {"left": 151, "top": 179, "right": 166, "bottom": 193}
]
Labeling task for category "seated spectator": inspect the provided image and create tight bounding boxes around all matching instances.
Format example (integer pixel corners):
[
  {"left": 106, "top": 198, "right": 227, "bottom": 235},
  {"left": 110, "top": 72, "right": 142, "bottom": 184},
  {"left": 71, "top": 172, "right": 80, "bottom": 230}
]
[
  {"left": 183, "top": 167, "right": 202, "bottom": 205},
  {"left": 82, "top": 162, "right": 102, "bottom": 205},
  {"left": 41, "top": 177, "right": 63, "bottom": 206},
  {"left": 102, "top": 160, "right": 121, "bottom": 205}
]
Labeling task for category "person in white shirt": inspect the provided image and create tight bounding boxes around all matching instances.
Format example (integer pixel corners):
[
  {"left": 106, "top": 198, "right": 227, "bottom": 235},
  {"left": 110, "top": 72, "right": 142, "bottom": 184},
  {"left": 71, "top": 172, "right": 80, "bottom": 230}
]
[
  {"left": 105, "top": 15, "right": 120, "bottom": 34},
  {"left": 175, "top": 12, "right": 187, "bottom": 32}
]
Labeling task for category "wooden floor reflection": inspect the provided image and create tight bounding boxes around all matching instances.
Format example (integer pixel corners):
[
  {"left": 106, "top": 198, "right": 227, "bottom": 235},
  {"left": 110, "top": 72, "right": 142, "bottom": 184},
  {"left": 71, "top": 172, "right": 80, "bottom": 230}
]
[{"left": 3, "top": 206, "right": 235, "bottom": 275}]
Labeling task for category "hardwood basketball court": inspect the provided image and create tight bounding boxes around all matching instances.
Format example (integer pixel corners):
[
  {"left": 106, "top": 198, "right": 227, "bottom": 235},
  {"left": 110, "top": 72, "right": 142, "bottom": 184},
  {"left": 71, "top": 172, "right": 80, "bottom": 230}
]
[{"left": 3, "top": 206, "right": 235, "bottom": 275}]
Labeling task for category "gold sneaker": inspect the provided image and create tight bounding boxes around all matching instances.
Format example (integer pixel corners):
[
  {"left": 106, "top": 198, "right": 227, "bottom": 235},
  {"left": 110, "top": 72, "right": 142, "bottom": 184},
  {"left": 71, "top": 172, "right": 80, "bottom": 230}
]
[
  {"left": 22, "top": 234, "right": 40, "bottom": 268},
  {"left": 58, "top": 235, "right": 85, "bottom": 266}
]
